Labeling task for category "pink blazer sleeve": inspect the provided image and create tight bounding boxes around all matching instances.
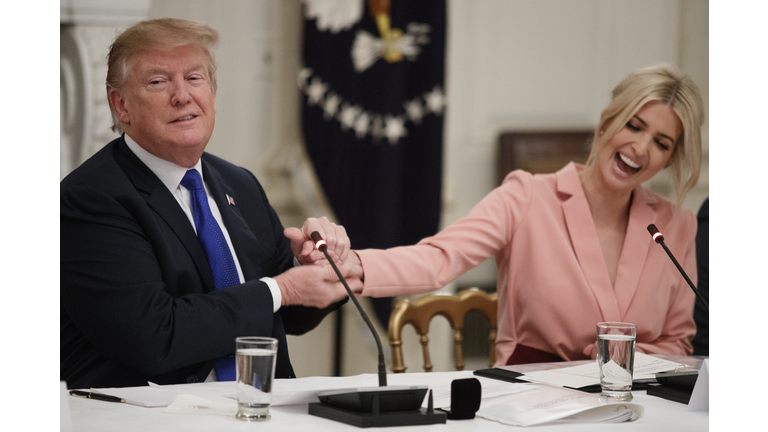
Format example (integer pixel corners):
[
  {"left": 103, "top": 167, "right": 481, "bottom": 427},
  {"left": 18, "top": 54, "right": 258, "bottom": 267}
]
[{"left": 356, "top": 171, "right": 534, "bottom": 297}]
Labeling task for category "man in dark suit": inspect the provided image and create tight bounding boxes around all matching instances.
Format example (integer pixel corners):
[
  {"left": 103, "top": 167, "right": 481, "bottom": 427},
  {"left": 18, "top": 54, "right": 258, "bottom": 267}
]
[{"left": 61, "top": 18, "right": 358, "bottom": 389}]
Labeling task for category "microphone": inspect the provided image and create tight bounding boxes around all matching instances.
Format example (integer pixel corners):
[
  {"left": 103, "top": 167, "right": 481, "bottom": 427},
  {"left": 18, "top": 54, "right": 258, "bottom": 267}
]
[
  {"left": 310, "top": 231, "right": 387, "bottom": 387},
  {"left": 307, "top": 232, "right": 444, "bottom": 427},
  {"left": 647, "top": 224, "right": 709, "bottom": 313}
]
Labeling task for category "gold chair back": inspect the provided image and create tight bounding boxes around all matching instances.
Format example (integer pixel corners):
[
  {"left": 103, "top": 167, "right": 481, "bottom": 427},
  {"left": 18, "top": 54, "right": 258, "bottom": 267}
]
[{"left": 388, "top": 288, "right": 497, "bottom": 373}]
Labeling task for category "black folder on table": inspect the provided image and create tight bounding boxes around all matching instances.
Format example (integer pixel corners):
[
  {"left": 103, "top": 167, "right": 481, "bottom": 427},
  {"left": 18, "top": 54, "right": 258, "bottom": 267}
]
[
  {"left": 646, "top": 370, "right": 699, "bottom": 404},
  {"left": 473, "top": 368, "right": 654, "bottom": 393},
  {"left": 472, "top": 368, "right": 527, "bottom": 384}
]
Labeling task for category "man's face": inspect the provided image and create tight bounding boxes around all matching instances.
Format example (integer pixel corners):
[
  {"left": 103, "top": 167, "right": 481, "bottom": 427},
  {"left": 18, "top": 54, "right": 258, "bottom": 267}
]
[{"left": 110, "top": 44, "right": 216, "bottom": 167}]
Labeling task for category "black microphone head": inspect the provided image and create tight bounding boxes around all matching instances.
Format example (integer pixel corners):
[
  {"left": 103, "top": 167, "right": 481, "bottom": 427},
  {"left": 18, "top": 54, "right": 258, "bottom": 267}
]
[
  {"left": 647, "top": 224, "right": 664, "bottom": 244},
  {"left": 310, "top": 231, "right": 327, "bottom": 251}
]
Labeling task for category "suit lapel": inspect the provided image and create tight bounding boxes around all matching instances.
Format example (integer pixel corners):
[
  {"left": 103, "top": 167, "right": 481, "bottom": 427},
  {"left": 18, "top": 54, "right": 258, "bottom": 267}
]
[
  {"left": 613, "top": 187, "right": 658, "bottom": 319},
  {"left": 558, "top": 164, "right": 621, "bottom": 322},
  {"left": 201, "top": 159, "right": 266, "bottom": 281},
  {"left": 114, "top": 139, "right": 216, "bottom": 291}
]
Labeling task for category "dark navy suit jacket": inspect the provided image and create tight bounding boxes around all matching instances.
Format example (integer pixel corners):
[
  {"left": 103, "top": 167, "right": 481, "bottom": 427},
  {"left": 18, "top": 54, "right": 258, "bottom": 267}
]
[{"left": 61, "top": 136, "right": 341, "bottom": 388}]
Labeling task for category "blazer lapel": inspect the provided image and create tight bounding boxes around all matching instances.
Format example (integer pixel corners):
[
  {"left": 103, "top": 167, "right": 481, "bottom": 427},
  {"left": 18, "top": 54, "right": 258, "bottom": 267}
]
[
  {"left": 201, "top": 160, "right": 267, "bottom": 281},
  {"left": 613, "top": 187, "right": 659, "bottom": 319},
  {"left": 114, "top": 139, "right": 216, "bottom": 291},
  {"left": 557, "top": 163, "right": 621, "bottom": 322}
]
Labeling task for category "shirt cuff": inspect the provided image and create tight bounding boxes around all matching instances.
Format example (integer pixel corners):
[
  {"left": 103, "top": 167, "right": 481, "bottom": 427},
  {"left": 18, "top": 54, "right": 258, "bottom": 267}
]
[{"left": 260, "top": 277, "right": 281, "bottom": 312}]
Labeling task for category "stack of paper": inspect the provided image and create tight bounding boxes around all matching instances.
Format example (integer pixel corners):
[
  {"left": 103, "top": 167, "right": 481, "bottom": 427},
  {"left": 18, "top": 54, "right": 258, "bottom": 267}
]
[
  {"left": 477, "top": 384, "right": 644, "bottom": 427},
  {"left": 517, "top": 352, "right": 684, "bottom": 388}
]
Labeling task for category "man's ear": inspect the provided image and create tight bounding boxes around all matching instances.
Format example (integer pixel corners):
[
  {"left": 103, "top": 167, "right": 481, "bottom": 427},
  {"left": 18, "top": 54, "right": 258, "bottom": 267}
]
[{"left": 109, "top": 88, "right": 130, "bottom": 125}]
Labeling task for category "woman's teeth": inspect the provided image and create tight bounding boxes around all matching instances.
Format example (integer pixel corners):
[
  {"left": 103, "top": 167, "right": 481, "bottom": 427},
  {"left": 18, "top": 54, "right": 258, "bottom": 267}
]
[
  {"left": 619, "top": 153, "right": 639, "bottom": 168},
  {"left": 615, "top": 153, "right": 640, "bottom": 174}
]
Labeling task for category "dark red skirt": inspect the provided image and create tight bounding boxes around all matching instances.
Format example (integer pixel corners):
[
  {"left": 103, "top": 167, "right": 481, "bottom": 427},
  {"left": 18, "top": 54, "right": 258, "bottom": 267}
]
[{"left": 505, "top": 344, "right": 565, "bottom": 365}]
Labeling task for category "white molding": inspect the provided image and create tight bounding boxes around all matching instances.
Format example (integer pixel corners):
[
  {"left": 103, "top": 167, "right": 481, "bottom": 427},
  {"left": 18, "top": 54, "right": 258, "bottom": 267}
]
[
  {"left": 61, "top": 0, "right": 151, "bottom": 26},
  {"left": 60, "top": 1, "right": 150, "bottom": 178}
]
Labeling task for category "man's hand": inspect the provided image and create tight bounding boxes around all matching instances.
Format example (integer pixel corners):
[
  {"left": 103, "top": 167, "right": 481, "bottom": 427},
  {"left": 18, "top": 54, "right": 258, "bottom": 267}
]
[
  {"left": 274, "top": 262, "right": 362, "bottom": 309},
  {"left": 284, "top": 217, "right": 350, "bottom": 265}
]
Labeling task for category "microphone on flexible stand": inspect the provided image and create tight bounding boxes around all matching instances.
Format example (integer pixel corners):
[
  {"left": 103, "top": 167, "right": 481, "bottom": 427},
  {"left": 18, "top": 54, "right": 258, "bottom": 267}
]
[
  {"left": 310, "top": 231, "right": 387, "bottom": 386},
  {"left": 307, "top": 232, "right": 446, "bottom": 427},
  {"left": 647, "top": 224, "right": 709, "bottom": 313}
]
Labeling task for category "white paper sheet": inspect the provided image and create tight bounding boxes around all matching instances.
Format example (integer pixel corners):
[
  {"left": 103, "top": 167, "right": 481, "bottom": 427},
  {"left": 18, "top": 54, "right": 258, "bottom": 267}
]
[
  {"left": 477, "top": 384, "right": 644, "bottom": 427},
  {"left": 519, "top": 352, "right": 685, "bottom": 388},
  {"left": 515, "top": 370, "right": 598, "bottom": 388},
  {"left": 163, "top": 394, "right": 237, "bottom": 416}
]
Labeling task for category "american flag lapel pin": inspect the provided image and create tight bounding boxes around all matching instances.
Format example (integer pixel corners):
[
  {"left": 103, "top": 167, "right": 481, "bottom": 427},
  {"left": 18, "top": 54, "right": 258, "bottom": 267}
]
[{"left": 226, "top": 194, "right": 236, "bottom": 206}]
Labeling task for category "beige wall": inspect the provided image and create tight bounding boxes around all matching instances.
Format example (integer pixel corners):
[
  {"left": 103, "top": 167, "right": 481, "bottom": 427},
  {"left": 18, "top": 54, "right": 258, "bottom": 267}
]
[{"left": 61, "top": 0, "right": 709, "bottom": 377}]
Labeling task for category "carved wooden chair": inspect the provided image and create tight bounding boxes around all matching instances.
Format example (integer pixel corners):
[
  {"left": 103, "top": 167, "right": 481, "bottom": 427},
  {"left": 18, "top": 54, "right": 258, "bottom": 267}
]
[{"left": 388, "top": 288, "right": 497, "bottom": 373}]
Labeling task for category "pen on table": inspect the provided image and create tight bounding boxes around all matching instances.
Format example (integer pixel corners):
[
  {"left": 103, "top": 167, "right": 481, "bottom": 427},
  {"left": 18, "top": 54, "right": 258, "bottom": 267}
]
[{"left": 69, "top": 390, "right": 125, "bottom": 403}]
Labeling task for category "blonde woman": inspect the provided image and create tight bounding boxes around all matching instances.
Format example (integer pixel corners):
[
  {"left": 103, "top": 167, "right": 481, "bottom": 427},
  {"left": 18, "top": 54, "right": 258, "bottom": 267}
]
[{"left": 347, "top": 64, "right": 704, "bottom": 365}]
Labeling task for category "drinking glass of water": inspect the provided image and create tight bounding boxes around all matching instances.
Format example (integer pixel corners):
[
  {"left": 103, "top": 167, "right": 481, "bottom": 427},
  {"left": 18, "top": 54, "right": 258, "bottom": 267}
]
[
  {"left": 596, "top": 322, "right": 636, "bottom": 401},
  {"left": 234, "top": 336, "right": 278, "bottom": 421}
]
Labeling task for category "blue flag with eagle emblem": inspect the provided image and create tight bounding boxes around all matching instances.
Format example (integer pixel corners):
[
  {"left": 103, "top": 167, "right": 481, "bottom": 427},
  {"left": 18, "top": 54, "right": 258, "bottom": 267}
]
[{"left": 299, "top": 0, "right": 446, "bottom": 326}]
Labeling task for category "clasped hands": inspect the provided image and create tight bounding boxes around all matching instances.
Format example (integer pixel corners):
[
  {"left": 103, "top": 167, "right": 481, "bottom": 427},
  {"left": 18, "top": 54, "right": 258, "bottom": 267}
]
[{"left": 275, "top": 217, "right": 364, "bottom": 309}]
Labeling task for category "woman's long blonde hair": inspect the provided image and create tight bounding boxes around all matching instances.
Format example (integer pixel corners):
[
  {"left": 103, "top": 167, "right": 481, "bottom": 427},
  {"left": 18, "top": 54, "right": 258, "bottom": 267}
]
[{"left": 585, "top": 64, "right": 705, "bottom": 204}]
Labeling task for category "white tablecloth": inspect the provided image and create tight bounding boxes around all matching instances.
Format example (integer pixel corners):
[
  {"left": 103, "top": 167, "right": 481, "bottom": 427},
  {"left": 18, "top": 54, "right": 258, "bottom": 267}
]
[{"left": 66, "top": 365, "right": 708, "bottom": 431}]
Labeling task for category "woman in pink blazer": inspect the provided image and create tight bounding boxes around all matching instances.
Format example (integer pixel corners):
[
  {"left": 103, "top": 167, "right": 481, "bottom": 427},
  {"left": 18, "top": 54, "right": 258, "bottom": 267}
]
[{"left": 347, "top": 64, "right": 705, "bottom": 365}]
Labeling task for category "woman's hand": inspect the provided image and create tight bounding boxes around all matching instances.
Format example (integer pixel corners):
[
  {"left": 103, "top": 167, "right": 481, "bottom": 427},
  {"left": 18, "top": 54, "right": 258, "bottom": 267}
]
[
  {"left": 345, "top": 251, "right": 364, "bottom": 294},
  {"left": 583, "top": 341, "right": 598, "bottom": 360}
]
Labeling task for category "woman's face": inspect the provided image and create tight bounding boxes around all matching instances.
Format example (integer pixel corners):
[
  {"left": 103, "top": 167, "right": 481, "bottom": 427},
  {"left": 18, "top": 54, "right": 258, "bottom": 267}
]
[{"left": 594, "top": 101, "right": 682, "bottom": 194}]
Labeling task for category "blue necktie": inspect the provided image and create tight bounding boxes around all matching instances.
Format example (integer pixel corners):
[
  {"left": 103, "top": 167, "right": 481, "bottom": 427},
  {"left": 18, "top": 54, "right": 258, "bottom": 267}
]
[{"left": 181, "top": 169, "right": 238, "bottom": 381}]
